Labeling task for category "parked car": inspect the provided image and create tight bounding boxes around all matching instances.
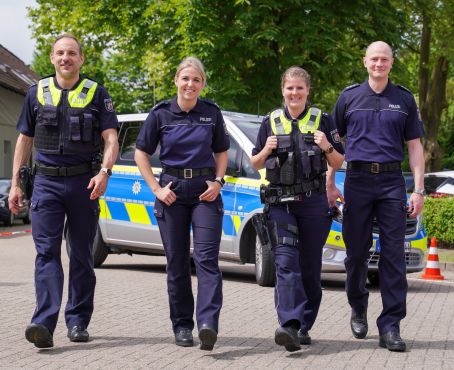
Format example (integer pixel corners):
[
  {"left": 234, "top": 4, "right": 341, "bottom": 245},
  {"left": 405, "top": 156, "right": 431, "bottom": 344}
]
[
  {"left": 402, "top": 170, "right": 454, "bottom": 197},
  {"left": 0, "top": 178, "right": 31, "bottom": 226},
  {"left": 84, "top": 112, "right": 427, "bottom": 286}
]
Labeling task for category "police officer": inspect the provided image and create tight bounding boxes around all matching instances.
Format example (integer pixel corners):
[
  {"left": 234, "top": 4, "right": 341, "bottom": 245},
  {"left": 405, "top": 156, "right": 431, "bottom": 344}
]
[
  {"left": 134, "top": 57, "right": 229, "bottom": 350},
  {"left": 331, "top": 41, "right": 425, "bottom": 352},
  {"left": 251, "top": 66, "right": 344, "bottom": 351},
  {"left": 8, "top": 34, "right": 119, "bottom": 348}
]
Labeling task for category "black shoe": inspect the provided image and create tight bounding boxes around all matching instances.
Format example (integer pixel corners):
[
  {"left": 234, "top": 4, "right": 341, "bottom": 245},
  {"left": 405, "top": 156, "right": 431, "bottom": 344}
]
[
  {"left": 175, "top": 328, "right": 193, "bottom": 347},
  {"left": 379, "top": 331, "right": 406, "bottom": 352},
  {"left": 25, "top": 323, "right": 53, "bottom": 348},
  {"left": 198, "top": 324, "right": 217, "bottom": 351},
  {"left": 297, "top": 329, "right": 312, "bottom": 345},
  {"left": 67, "top": 326, "right": 89, "bottom": 342},
  {"left": 350, "top": 310, "right": 368, "bottom": 339},
  {"left": 274, "top": 326, "right": 301, "bottom": 352}
]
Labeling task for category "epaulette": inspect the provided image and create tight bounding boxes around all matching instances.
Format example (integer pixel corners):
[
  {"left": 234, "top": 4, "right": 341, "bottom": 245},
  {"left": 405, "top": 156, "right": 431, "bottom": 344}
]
[
  {"left": 343, "top": 83, "right": 360, "bottom": 92},
  {"left": 151, "top": 100, "right": 170, "bottom": 111},
  {"left": 397, "top": 84, "right": 412, "bottom": 94},
  {"left": 322, "top": 112, "right": 329, "bottom": 117},
  {"left": 199, "top": 98, "right": 220, "bottom": 109}
]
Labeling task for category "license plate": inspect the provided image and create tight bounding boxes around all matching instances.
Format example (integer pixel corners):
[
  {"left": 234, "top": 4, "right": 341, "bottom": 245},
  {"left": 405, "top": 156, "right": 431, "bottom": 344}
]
[
  {"left": 405, "top": 242, "right": 411, "bottom": 253},
  {"left": 370, "top": 240, "right": 411, "bottom": 253}
]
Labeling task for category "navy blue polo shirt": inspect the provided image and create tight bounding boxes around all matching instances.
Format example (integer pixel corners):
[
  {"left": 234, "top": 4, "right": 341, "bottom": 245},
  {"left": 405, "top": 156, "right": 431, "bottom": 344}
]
[
  {"left": 252, "top": 106, "right": 344, "bottom": 156},
  {"left": 136, "top": 97, "right": 230, "bottom": 169},
  {"left": 16, "top": 76, "right": 119, "bottom": 166},
  {"left": 332, "top": 80, "right": 424, "bottom": 162}
]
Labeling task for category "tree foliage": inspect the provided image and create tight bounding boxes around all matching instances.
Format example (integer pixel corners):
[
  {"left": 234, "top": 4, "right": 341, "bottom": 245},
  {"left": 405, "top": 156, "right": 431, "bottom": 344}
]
[{"left": 28, "top": 0, "right": 408, "bottom": 114}]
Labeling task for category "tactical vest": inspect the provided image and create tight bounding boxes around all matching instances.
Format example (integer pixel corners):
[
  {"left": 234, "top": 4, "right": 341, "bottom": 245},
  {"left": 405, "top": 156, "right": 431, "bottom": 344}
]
[
  {"left": 265, "top": 107, "right": 327, "bottom": 186},
  {"left": 34, "top": 77, "right": 101, "bottom": 155}
]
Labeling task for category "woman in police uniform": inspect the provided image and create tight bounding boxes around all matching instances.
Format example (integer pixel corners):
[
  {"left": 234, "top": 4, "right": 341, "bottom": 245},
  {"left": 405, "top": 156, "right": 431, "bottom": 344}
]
[
  {"left": 251, "top": 66, "right": 344, "bottom": 351},
  {"left": 135, "top": 57, "right": 229, "bottom": 351}
]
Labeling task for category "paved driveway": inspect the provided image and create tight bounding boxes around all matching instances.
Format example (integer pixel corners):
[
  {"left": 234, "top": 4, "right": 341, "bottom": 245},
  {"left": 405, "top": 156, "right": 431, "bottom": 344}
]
[{"left": 1, "top": 232, "right": 453, "bottom": 369}]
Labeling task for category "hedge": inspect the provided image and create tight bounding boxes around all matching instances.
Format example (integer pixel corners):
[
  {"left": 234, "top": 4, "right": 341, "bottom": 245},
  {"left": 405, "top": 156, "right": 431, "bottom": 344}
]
[{"left": 423, "top": 196, "right": 454, "bottom": 247}]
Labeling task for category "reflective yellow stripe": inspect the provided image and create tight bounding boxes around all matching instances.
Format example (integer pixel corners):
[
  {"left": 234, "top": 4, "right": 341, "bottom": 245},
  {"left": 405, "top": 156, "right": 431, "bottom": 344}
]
[
  {"left": 232, "top": 215, "right": 242, "bottom": 234},
  {"left": 68, "top": 79, "right": 98, "bottom": 108},
  {"left": 270, "top": 107, "right": 322, "bottom": 135},
  {"left": 124, "top": 203, "right": 151, "bottom": 224},
  {"left": 411, "top": 236, "right": 427, "bottom": 251},
  {"left": 37, "top": 78, "right": 61, "bottom": 106},
  {"left": 326, "top": 231, "right": 345, "bottom": 247},
  {"left": 99, "top": 199, "right": 112, "bottom": 220}
]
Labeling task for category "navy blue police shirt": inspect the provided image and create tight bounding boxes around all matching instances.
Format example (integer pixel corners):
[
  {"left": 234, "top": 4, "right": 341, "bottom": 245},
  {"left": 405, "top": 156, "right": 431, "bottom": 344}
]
[
  {"left": 332, "top": 80, "right": 424, "bottom": 162},
  {"left": 16, "top": 76, "right": 119, "bottom": 166},
  {"left": 136, "top": 97, "right": 230, "bottom": 169},
  {"left": 252, "top": 106, "right": 344, "bottom": 156}
]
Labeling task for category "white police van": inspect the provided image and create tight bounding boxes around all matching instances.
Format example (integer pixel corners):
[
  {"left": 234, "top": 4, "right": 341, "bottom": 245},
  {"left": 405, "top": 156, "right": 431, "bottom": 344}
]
[{"left": 90, "top": 112, "right": 427, "bottom": 286}]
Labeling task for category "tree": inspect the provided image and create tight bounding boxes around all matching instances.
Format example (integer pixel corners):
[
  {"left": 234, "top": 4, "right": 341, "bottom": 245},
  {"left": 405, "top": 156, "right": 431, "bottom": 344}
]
[{"left": 28, "top": 0, "right": 409, "bottom": 115}]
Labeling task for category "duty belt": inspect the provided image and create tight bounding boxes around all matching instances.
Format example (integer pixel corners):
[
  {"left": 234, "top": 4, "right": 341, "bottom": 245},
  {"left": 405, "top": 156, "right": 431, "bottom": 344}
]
[
  {"left": 162, "top": 166, "right": 215, "bottom": 179},
  {"left": 347, "top": 161, "right": 401, "bottom": 173},
  {"left": 261, "top": 178, "right": 323, "bottom": 205},
  {"left": 35, "top": 162, "right": 93, "bottom": 177}
]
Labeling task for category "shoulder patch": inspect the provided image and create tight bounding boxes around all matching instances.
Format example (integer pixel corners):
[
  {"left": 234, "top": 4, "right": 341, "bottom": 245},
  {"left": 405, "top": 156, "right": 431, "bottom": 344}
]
[
  {"left": 200, "top": 98, "right": 220, "bottom": 109},
  {"left": 343, "top": 83, "right": 360, "bottom": 92},
  {"left": 151, "top": 100, "right": 170, "bottom": 111},
  {"left": 397, "top": 84, "right": 412, "bottom": 94}
]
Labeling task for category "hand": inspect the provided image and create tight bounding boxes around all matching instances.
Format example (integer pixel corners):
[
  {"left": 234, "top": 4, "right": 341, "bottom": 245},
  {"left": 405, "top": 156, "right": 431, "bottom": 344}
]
[
  {"left": 155, "top": 182, "right": 176, "bottom": 206},
  {"left": 314, "top": 130, "right": 330, "bottom": 151},
  {"left": 8, "top": 185, "right": 23, "bottom": 215},
  {"left": 199, "top": 180, "right": 221, "bottom": 202},
  {"left": 326, "top": 184, "right": 344, "bottom": 207},
  {"left": 408, "top": 192, "right": 424, "bottom": 218},
  {"left": 87, "top": 173, "right": 109, "bottom": 200},
  {"left": 264, "top": 135, "right": 278, "bottom": 155}
]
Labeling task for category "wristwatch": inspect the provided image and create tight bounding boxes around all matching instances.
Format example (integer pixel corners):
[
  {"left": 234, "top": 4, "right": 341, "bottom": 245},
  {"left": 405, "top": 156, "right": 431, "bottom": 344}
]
[
  {"left": 324, "top": 145, "right": 334, "bottom": 154},
  {"left": 413, "top": 188, "right": 426, "bottom": 196},
  {"left": 215, "top": 176, "right": 225, "bottom": 187},
  {"left": 100, "top": 167, "right": 112, "bottom": 177}
]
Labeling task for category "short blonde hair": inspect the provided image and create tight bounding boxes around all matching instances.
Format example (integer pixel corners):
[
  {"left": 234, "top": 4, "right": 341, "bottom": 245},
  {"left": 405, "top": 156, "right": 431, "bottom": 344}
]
[
  {"left": 281, "top": 66, "right": 311, "bottom": 89},
  {"left": 175, "top": 57, "right": 206, "bottom": 86}
]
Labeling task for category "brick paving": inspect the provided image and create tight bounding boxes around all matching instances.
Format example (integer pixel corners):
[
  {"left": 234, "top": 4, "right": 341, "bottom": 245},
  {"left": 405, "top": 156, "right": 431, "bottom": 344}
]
[{"left": 1, "top": 232, "right": 453, "bottom": 369}]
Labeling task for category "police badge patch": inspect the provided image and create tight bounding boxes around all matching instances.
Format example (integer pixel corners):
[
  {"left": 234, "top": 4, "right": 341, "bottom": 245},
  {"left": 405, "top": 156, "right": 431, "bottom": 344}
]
[
  {"left": 330, "top": 129, "right": 341, "bottom": 143},
  {"left": 104, "top": 98, "right": 114, "bottom": 112}
]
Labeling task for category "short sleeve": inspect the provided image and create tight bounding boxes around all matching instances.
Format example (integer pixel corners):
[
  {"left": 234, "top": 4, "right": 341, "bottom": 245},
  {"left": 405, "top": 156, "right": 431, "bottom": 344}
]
[
  {"left": 252, "top": 116, "right": 271, "bottom": 156},
  {"left": 331, "top": 94, "right": 347, "bottom": 137},
  {"left": 16, "top": 87, "right": 38, "bottom": 137},
  {"left": 404, "top": 95, "right": 425, "bottom": 141},
  {"left": 211, "top": 109, "right": 230, "bottom": 153},
  {"left": 135, "top": 110, "right": 161, "bottom": 156},
  {"left": 320, "top": 113, "right": 344, "bottom": 154},
  {"left": 95, "top": 85, "right": 119, "bottom": 131}
]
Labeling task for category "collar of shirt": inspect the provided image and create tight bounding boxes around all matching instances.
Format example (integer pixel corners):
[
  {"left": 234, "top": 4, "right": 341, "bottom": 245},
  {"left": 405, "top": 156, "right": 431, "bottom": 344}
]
[
  {"left": 362, "top": 78, "right": 394, "bottom": 97},
  {"left": 283, "top": 105, "right": 309, "bottom": 120},
  {"left": 169, "top": 97, "right": 204, "bottom": 114}
]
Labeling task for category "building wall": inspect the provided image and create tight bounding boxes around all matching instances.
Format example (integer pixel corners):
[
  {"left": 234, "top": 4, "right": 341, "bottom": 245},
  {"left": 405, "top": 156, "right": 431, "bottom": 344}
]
[{"left": 0, "top": 87, "right": 26, "bottom": 178}]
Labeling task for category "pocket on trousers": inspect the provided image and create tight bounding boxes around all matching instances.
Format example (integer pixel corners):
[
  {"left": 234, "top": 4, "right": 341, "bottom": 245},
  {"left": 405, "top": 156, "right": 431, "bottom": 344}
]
[
  {"left": 215, "top": 197, "right": 224, "bottom": 215},
  {"left": 153, "top": 199, "right": 165, "bottom": 220},
  {"left": 30, "top": 198, "right": 39, "bottom": 213}
]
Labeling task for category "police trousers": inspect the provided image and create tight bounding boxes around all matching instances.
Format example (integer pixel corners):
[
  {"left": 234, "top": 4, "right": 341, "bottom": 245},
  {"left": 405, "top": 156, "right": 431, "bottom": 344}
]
[
  {"left": 342, "top": 169, "right": 407, "bottom": 335},
  {"left": 268, "top": 191, "right": 332, "bottom": 331},
  {"left": 30, "top": 173, "right": 99, "bottom": 333},
  {"left": 154, "top": 173, "right": 224, "bottom": 333}
]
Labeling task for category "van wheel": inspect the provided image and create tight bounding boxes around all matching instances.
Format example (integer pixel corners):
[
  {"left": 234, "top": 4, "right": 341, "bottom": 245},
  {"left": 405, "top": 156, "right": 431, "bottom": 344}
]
[
  {"left": 367, "top": 272, "right": 380, "bottom": 287},
  {"left": 255, "top": 235, "right": 275, "bottom": 287},
  {"left": 65, "top": 224, "right": 109, "bottom": 267}
]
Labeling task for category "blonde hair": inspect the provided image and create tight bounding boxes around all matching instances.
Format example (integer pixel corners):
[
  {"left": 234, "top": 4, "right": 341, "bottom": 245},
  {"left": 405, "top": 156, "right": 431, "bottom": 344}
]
[
  {"left": 175, "top": 57, "right": 206, "bottom": 87},
  {"left": 281, "top": 66, "right": 311, "bottom": 89}
]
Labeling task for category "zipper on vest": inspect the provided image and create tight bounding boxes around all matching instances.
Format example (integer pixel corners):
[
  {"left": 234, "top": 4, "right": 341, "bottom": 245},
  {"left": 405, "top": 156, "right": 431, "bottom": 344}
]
[{"left": 59, "top": 90, "right": 68, "bottom": 154}]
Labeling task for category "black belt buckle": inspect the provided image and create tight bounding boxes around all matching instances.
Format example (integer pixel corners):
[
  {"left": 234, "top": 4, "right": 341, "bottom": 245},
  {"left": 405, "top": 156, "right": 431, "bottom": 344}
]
[
  {"left": 370, "top": 162, "right": 380, "bottom": 174},
  {"left": 183, "top": 168, "right": 192, "bottom": 178}
]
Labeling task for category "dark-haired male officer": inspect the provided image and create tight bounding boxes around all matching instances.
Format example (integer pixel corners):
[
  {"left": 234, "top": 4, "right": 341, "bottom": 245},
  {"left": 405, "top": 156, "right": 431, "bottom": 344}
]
[
  {"left": 9, "top": 34, "right": 119, "bottom": 348},
  {"left": 332, "top": 41, "right": 425, "bottom": 352}
]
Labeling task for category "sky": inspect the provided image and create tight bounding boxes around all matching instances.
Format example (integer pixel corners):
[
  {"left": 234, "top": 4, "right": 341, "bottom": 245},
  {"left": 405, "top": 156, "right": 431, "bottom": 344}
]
[{"left": 0, "top": 0, "right": 37, "bottom": 65}]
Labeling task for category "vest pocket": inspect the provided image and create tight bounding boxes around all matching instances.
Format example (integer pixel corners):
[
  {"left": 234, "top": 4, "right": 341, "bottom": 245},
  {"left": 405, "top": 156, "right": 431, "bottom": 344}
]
[
  {"left": 37, "top": 106, "right": 58, "bottom": 126},
  {"left": 265, "top": 157, "right": 281, "bottom": 184},
  {"left": 69, "top": 116, "right": 81, "bottom": 141},
  {"left": 83, "top": 113, "right": 93, "bottom": 142}
]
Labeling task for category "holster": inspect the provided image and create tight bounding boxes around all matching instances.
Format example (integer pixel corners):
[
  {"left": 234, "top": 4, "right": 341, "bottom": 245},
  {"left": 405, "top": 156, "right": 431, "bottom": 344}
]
[{"left": 19, "top": 165, "right": 35, "bottom": 199}]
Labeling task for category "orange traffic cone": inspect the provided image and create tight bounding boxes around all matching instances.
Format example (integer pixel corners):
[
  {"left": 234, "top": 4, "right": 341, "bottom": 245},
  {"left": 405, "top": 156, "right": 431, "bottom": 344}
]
[{"left": 421, "top": 237, "right": 444, "bottom": 280}]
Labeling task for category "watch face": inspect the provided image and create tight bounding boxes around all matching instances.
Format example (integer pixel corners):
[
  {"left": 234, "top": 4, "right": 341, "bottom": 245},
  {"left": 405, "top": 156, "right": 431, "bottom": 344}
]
[{"left": 107, "top": 168, "right": 112, "bottom": 177}]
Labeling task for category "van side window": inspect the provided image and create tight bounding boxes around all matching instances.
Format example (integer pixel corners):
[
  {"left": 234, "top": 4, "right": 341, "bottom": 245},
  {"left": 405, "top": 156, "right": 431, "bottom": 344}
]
[
  {"left": 226, "top": 136, "right": 260, "bottom": 179},
  {"left": 117, "top": 122, "right": 160, "bottom": 166}
]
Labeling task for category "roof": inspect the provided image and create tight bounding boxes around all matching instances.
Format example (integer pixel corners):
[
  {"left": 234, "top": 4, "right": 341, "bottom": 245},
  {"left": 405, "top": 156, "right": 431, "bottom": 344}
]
[{"left": 0, "top": 45, "right": 40, "bottom": 95}]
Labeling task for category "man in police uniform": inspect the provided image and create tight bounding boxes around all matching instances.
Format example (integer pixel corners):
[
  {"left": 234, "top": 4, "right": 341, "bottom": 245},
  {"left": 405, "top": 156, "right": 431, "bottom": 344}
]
[
  {"left": 332, "top": 41, "right": 425, "bottom": 352},
  {"left": 8, "top": 34, "right": 119, "bottom": 348}
]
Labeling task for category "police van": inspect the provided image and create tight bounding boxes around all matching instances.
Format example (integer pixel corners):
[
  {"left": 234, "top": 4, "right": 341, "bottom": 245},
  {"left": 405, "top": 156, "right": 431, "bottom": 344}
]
[{"left": 92, "top": 111, "right": 427, "bottom": 286}]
